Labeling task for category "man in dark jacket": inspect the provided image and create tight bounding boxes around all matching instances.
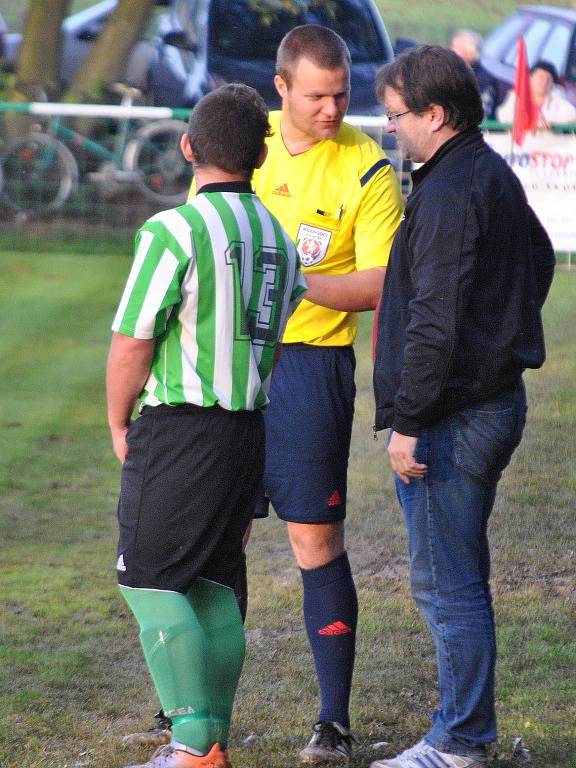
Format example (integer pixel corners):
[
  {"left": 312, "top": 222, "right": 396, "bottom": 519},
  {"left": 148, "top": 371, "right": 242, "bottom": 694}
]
[{"left": 371, "top": 45, "right": 555, "bottom": 768}]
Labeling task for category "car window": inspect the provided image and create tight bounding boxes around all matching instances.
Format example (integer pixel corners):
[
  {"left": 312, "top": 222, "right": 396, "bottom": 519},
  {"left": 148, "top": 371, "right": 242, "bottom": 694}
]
[
  {"left": 75, "top": 20, "right": 105, "bottom": 42},
  {"left": 539, "top": 23, "right": 572, "bottom": 75},
  {"left": 503, "top": 19, "right": 552, "bottom": 67},
  {"left": 207, "top": 0, "right": 384, "bottom": 63},
  {"left": 483, "top": 14, "right": 526, "bottom": 58}
]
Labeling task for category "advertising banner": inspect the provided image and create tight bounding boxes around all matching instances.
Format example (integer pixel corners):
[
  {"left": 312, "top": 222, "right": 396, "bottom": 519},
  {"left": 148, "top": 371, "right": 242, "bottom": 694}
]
[{"left": 484, "top": 132, "right": 576, "bottom": 252}]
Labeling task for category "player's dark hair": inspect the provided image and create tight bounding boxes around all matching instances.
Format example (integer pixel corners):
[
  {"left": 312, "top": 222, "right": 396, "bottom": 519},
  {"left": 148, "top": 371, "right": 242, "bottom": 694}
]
[
  {"left": 187, "top": 83, "right": 272, "bottom": 176},
  {"left": 376, "top": 44, "right": 484, "bottom": 131},
  {"left": 276, "top": 24, "right": 351, "bottom": 87}
]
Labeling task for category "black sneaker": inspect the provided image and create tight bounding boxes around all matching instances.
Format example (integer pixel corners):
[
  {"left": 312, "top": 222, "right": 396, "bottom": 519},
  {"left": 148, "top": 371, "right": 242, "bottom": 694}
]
[
  {"left": 122, "top": 710, "right": 173, "bottom": 747},
  {"left": 299, "top": 721, "right": 354, "bottom": 764}
]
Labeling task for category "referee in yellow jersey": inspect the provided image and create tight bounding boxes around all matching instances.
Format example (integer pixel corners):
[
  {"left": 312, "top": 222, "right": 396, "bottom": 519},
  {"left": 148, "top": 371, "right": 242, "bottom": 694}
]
[{"left": 251, "top": 26, "right": 403, "bottom": 764}]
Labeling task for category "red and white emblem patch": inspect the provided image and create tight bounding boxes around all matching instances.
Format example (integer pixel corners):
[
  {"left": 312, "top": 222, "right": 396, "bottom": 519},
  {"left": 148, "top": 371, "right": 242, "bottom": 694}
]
[{"left": 297, "top": 223, "right": 332, "bottom": 267}]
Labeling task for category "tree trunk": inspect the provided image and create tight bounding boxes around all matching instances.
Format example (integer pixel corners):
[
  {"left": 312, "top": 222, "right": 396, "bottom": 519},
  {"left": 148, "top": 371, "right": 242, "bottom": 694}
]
[
  {"left": 4, "top": 0, "right": 69, "bottom": 136},
  {"left": 64, "top": 0, "right": 154, "bottom": 105},
  {"left": 10, "top": 0, "right": 70, "bottom": 102}
]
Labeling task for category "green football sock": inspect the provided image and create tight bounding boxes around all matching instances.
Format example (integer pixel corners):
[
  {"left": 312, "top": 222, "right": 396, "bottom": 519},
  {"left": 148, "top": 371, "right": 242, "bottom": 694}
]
[
  {"left": 120, "top": 585, "right": 215, "bottom": 754},
  {"left": 186, "top": 579, "right": 245, "bottom": 748}
]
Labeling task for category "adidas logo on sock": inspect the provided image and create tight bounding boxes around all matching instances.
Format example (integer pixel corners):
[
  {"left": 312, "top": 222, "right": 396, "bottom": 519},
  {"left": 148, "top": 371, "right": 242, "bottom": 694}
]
[{"left": 318, "top": 620, "right": 353, "bottom": 636}]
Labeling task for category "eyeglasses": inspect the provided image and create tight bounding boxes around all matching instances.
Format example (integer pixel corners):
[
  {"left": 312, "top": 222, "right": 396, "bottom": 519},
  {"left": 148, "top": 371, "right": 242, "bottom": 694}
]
[{"left": 385, "top": 109, "right": 412, "bottom": 122}]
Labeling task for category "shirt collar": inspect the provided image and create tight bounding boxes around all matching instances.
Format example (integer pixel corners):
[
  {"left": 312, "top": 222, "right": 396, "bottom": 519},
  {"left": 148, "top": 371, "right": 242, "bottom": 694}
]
[{"left": 197, "top": 181, "right": 254, "bottom": 194}]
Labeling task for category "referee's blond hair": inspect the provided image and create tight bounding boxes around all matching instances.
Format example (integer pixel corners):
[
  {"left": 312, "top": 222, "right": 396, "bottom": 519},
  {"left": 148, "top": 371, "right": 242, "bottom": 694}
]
[{"left": 276, "top": 24, "right": 351, "bottom": 87}]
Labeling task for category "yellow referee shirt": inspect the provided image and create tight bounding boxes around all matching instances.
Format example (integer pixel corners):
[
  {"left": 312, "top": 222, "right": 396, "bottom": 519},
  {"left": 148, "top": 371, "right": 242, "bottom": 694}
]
[{"left": 252, "top": 111, "right": 403, "bottom": 346}]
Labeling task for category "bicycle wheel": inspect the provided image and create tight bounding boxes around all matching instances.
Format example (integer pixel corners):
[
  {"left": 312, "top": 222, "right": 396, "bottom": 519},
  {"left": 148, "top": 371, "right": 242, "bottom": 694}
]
[
  {"left": 124, "top": 119, "right": 192, "bottom": 207},
  {"left": 1, "top": 133, "right": 78, "bottom": 215}
]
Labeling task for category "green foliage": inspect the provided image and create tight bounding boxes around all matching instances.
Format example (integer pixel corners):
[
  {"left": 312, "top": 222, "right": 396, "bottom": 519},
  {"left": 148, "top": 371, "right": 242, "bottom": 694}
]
[
  {"left": 0, "top": 0, "right": 95, "bottom": 32},
  {"left": 0, "top": 0, "right": 574, "bottom": 45},
  {"left": 0, "top": 250, "right": 574, "bottom": 768},
  {"left": 373, "top": 0, "right": 576, "bottom": 44}
]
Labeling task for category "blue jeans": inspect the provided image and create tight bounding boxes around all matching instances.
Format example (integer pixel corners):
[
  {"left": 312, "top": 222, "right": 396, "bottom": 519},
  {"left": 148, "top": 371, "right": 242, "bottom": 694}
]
[{"left": 394, "top": 381, "right": 527, "bottom": 755}]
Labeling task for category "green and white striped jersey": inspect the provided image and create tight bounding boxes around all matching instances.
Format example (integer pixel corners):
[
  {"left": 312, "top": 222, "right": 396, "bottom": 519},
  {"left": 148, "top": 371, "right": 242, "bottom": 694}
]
[{"left": 112, "top": 189, "right": 307, "bottom": 411}]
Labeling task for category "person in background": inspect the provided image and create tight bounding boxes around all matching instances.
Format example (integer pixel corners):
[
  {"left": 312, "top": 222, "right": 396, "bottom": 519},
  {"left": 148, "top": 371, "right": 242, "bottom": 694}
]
[
  {"left": 371, "top": 45, "right": 555, "bottom": 768},
  {"left": 497, "top": 59, "right": 576, "bottom": 127},
  {"left": 107, "top": 83, "right": 306, "bottom": 768},
  {"left": 450, "top": 29, "right": 499, "bottom": 119}
]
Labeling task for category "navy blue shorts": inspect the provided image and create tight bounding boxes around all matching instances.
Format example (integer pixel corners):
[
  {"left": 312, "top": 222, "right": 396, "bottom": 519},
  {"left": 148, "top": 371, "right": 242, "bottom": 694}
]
[{"left": 261, "top": 344, "right": 355, "bottom": 523}]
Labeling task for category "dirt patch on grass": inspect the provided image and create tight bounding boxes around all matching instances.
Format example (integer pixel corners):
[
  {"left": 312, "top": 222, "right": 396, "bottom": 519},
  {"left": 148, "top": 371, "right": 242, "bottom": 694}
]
[
  {"left": 493, "top": 564, "right": 575, "bottom": 597},
  {"left": 357, "top": 558, "right": 574, "bottom": 599},
  {"left": 245, "top": 627, "right": 302, "bottom": 646}
]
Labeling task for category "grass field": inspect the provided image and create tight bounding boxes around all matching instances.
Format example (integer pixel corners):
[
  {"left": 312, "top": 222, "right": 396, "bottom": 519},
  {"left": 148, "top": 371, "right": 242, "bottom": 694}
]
[{"left": 0, "top": 244, "right": 574, "bottom": 768}]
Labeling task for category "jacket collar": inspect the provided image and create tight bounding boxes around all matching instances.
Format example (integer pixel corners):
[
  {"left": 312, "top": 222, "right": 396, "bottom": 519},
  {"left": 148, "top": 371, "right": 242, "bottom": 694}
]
[{"left": 411, "top": 127, "right": 483, "bottom": 186}]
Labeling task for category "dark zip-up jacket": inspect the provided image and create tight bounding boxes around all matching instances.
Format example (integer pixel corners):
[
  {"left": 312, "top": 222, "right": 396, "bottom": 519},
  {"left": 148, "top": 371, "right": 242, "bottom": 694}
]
[{"left": 373, "top": 128, "right": 555, "bottom": 436}]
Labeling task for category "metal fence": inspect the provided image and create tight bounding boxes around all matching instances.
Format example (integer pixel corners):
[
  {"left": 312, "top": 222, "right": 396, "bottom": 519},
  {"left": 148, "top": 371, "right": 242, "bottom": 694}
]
[
  {"left": 0, "top": 103, "right": 413, "bottom": 240},
  {"left": 0, "top": 102, "right": 574, "bottom": 257}
]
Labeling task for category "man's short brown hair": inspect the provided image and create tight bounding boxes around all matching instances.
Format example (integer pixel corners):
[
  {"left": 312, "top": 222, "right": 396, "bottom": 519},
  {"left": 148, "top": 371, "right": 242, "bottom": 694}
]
[
  {"left": 276, "top": 24, "right": 351, "bottom": 87},
  {"left": 187, "top": 83, "right": 272, "bottom": 176}
]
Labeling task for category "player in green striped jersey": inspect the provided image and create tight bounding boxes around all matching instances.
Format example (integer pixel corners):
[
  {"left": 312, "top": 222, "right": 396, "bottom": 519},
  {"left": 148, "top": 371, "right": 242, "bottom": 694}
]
[
  {"left": 107, "top": 84, "right": 306, "bottom": 768},
  {"left": 111, "top": 140, "right": 305, "bottom": 414}
]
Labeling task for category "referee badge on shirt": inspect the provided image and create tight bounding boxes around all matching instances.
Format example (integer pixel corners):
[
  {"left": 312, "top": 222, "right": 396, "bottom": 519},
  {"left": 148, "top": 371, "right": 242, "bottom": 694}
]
[{"left": 297, "top": 223, "right": 332, "bottom": 267}]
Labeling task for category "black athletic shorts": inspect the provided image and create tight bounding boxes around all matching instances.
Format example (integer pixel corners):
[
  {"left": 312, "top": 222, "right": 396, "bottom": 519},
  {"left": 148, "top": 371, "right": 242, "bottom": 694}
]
[{"left": 116, "top": 403, "right": 264, "bottom": 593}]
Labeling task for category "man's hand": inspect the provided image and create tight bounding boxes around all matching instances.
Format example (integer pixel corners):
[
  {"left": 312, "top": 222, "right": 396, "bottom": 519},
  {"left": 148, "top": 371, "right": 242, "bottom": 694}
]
[
  {"left": 106, "top": 333, "right": 155, "bottom": 463},
  {"left": 110, "top": 425, "right": 130, "bottom": 464},
  {"left": 388, "top": 430, "right": 428, "bottom": 484}
]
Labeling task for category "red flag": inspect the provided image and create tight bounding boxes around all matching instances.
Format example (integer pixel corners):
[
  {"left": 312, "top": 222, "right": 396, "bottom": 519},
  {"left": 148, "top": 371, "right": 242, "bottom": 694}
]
[{"left": 513, "top": 37, "right": 538, "bottom": 146}]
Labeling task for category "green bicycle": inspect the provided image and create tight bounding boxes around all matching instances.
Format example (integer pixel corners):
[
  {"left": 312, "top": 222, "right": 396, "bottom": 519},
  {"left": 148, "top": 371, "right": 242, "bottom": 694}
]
[{"left": 1, "top": 85, "right": 192, "bottom": 216}]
